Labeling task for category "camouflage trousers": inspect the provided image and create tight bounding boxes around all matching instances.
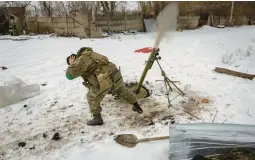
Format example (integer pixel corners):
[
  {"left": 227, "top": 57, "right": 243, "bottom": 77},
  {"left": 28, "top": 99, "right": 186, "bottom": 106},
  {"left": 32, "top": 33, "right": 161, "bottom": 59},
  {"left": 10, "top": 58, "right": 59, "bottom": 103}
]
[{"left": 86, "top": 68, "right": 137, "bottom": 114}]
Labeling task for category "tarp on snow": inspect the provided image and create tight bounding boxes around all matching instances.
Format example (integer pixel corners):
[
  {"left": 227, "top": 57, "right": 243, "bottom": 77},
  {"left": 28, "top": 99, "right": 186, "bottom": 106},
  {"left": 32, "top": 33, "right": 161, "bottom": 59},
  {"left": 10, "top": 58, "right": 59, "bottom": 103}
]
[
  {"left": 0, "top": 75, "right": 40, "bottom": 108},
  {"left": 169, "top": 123, "right": 255, "bottom": 160},
  {"left": 143, "top": 18, "right": 157, "bottom": 32}
]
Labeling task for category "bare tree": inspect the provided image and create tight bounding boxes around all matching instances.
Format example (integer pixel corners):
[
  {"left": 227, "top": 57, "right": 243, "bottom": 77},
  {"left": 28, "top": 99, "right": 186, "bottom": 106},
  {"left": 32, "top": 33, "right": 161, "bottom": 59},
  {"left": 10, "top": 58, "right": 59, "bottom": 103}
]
[
  {"left": 100, "top": 1, "right": 118, "bottom": 16},
  {"left": 1, "top": 1, "right": 31, "bottom": 8},
  {"left": 0, "top": 2, "right": 7, "bottom": 7},
  {"left": 139, "top": 1, "right": 153, "bottom": 16},
  {"left": 52, "top": 1, "right": 68, "bottom": 17},
  {"left": 39, "top": 1, "right": 53, "bottom": 17}
]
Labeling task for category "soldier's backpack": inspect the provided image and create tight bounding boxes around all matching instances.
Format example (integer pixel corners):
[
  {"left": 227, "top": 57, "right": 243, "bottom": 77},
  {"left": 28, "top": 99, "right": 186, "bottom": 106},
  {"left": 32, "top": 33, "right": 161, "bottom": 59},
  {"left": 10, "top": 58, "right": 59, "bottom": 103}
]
[
  {"left": 77, "top": 47, "right": 113, "bottom": 91},
  {"left": 77, "top": 47, "right": 109, "bottom": 65}
]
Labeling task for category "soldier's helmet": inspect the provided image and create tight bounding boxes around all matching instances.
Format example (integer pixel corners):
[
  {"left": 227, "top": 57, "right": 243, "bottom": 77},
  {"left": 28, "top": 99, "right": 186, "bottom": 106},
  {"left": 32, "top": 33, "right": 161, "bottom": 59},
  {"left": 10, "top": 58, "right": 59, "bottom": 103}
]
[{"left": 76, "top": 47, "right": 93, "bottom": 57}]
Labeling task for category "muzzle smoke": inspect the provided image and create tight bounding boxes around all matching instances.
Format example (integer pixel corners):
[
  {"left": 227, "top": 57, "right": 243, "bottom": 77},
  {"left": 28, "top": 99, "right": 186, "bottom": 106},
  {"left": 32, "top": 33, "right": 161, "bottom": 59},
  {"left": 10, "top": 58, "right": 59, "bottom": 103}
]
[{"left": 154, "top": 2, "right": 179, "bottom": 49}]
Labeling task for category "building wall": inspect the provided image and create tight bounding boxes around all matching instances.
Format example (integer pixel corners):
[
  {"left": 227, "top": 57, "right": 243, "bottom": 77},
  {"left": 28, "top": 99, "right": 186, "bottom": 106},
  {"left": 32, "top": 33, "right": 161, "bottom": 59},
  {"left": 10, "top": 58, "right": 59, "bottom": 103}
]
[
  {"left": 26, "top": 14, "right": 143, "bottom": 37},
  {"left": 95, "top": 14, "right": 143, "bottom": 32},
  {"left": 26, "top": 13, "right": 250, "bottom": 37},
  {"left": 26, "top": 14, "right": 89, "bottom": 38},
  {"left": 178, "top": 16, "right": 200, "bottom": 29},
  {"left": 178, "top": 15, "right": 249, "bottom": 29}
]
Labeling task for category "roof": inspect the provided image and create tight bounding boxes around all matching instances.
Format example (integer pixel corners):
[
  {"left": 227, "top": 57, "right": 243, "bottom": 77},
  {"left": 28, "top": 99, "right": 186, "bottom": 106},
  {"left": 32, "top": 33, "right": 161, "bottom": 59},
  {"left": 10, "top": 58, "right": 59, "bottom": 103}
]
[{"left": 0, "top": 7, "right": 25, "bottom": 21}]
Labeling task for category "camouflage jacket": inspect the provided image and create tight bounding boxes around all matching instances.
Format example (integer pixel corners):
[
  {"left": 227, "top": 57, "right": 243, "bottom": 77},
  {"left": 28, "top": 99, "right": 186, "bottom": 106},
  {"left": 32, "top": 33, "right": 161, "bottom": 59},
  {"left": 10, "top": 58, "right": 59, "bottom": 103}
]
[{"left": 66, "top": 47, "right": 117, "bottom": 88}]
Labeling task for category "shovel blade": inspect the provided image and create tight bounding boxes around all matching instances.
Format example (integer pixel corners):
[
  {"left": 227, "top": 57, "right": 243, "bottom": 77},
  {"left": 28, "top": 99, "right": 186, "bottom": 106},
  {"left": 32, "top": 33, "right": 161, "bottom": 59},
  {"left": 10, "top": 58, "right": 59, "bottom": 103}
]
[{"left": 114, "top": 134, "right": 139, "bottom": 148}]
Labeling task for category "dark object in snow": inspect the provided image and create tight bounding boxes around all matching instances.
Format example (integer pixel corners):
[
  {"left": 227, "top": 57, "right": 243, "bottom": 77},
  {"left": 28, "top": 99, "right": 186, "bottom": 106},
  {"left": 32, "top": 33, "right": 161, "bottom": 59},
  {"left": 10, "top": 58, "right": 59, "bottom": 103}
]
[
  {"left": 29, "top": 145, "right": 35, "bottom": 150},
  {"left": 161, "top": 115, "right": 174, "bottom": 121},
  {"left": 216, "top": 25, "right": 225, "bottom": 28},
  {"left": 81, "top": 131, "right": 85, "bottom": 134},
  {"left": 41, "top": 83, "right": 47, "bottom": 86},
  {"left": 12, "top": 37, "right": 32, "bottom": 41},
  {"left": 109, "top": 132, "right": 114, "bottom": 136},
  {"left": 18, "top": 142, "right": 26, "bottom": 147},
  {"left": 23, "top": 105, "right": 27, "bottom": 108},
  {"left": 69, "top": 105, "right": 73, "bottom": 108},
  {"left": 170, "top": 118, "right": 176, "bottom": 124},
  {"left": 147, "top": 120, "right": 155, "bottom": 126},
  {"left": 1, "top": 66, "right": 8, "bottom": 70},
  {"left": 43, "top": 133, "right": 47, "bottom": 138},
  {"left": 50, "top": 101, "right": 57, "bottom": 107},
  {"left": 52, "top": 132, "right": 61, "bottom": 141},
  {"left": 192, "top": 155, "right": 207, "bottom": 160}
]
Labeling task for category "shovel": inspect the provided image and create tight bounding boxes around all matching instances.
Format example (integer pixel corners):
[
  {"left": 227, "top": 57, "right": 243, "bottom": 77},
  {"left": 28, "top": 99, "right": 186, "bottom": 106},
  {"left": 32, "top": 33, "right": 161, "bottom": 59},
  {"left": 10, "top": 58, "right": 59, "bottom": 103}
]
[{"left": 114, "top": 134, "right": 169, "bottom": 148}]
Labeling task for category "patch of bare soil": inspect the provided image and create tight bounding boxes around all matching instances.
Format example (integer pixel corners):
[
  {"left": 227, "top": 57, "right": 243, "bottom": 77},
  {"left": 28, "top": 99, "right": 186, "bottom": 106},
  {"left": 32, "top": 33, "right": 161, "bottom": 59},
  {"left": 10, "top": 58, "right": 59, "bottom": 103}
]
[
  {"left": 104, "top": 95, "right": 175, "bottom": 128},
  {"left": 123, "top": 109, "right": 171, "bottom": 127},
  {"left": 179, "top": 94, "right": 211, "bottom": 120},
  {"left": 113, "top": 90, "right": 212, "bottom": 128}
]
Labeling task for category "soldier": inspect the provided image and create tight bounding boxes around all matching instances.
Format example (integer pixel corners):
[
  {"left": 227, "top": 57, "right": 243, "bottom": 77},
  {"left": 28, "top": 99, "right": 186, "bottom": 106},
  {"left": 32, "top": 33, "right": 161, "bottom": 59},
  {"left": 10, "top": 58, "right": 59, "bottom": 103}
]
[{"left": 66, "top": 47, "right": 143, "bottom": 126}]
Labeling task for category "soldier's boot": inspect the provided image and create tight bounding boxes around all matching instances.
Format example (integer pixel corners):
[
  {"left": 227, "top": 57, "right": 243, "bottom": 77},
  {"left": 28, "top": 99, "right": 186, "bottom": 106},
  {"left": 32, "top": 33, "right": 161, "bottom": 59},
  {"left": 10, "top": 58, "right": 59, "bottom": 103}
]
[
  {"left": 87, "top": 113, "right": 104, "bottom": 126},
  {"left": 132, "top": 102, "right": 143, "bottom": 114}
]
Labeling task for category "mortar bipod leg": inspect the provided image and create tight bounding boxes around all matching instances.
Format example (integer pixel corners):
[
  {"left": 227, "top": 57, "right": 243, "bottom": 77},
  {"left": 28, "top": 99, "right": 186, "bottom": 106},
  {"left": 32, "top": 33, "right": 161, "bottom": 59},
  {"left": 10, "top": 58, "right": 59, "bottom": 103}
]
[
  {"left": 163, "top": 77, "right": 173, "bottom": 107},
  {"left": 165, "top": 76, "right": 185, "bottom": 96}
]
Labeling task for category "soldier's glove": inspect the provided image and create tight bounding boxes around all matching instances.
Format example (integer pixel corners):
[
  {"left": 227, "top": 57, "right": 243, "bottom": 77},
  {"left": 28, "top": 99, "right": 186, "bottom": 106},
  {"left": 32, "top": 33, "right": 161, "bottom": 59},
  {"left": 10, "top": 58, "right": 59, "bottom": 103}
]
[{"left": 132, "top": 102, "right": 143, "bottom": 114}]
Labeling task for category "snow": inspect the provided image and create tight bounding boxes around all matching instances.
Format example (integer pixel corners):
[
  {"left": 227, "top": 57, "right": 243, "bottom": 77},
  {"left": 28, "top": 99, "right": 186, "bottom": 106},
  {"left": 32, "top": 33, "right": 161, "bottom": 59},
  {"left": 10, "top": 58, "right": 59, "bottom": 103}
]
[
  {"left": 0, "top": 25, "right": 255, "bottom": 160},
  {"left": 0, "top": 75, "right": 40, "bottom": 107}
]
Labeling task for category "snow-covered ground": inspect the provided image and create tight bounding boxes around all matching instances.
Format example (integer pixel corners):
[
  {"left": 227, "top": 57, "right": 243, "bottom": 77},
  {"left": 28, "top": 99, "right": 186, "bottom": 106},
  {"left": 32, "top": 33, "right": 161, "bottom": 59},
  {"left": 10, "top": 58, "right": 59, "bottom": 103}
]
[{"left": 0, "top": 25, "right": 255, "bottom": 160}]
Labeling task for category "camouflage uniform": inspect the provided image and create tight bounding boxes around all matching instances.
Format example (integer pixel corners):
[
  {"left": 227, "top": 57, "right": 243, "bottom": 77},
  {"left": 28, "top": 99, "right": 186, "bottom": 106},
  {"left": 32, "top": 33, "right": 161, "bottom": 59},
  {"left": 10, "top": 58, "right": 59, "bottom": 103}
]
[{"left": 66, "top": 47, "right": 142, "bottom": 125}]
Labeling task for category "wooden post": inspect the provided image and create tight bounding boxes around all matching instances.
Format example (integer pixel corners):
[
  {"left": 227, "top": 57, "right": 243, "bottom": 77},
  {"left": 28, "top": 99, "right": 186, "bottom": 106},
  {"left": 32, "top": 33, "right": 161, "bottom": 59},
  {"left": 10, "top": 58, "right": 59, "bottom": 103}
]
[
  {"left": 211, "top": 12, "right": 214, "bottom": 26},
  {"left": 188, "top": 12, "right": 191, "bottom": 29},
  {"left": 36, "top": 15, "right": 39, "bottom": 33},
  {"left": 124, "top": 10, "right": 127, "bottom": 31},
  {"left": 230, "top": 1, "right": 234, "bottom": 24},
  {"left": 188, "top": 13, "right": 190, "bottom": 24},
  {"left": 107, "top": 12, "right": 110, "bottom": 32},
  {"left": 34, "top": 6, "right": 39, "bottom": 33},
  {"left": 51, "top": 16, "right": 53, "bottom": 33},
  {"left": 66, "top": 14, "right": 68, "bottom": 34},
  {"left": 90, "top": 1, "right": 95, "bottom": 37},
  {"left": 91, "top": 1, "right": 95, "bottom": 29}
]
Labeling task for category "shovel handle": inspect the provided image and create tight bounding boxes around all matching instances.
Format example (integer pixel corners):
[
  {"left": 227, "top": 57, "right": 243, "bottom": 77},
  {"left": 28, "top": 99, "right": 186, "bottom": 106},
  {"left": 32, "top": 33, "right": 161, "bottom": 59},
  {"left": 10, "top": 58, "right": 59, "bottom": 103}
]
[{"left": 138, "top": 136, "right": 169, "bottom": 143}]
